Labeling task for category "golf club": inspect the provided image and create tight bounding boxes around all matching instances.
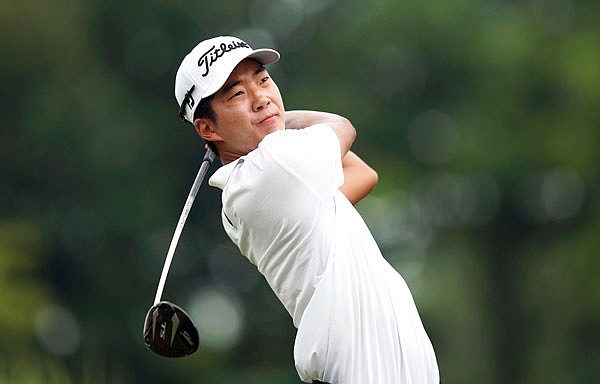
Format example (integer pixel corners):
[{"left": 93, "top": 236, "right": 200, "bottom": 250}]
[{"left": 143, "top": 146, "right": 216, "bottom": 357}]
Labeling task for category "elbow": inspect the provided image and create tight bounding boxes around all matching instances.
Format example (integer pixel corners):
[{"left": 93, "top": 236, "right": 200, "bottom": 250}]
[
  {"left": 367, "top": 167, "right": 379, "bottom": 192},
  {"left": 360, "top": 164, "right": 379, "bottom": 196},
  {"left": 371, "top": 167, "right": 379, "bottom": 185}
]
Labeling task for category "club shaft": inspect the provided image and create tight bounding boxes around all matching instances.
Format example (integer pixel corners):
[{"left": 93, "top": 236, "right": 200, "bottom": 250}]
[{"left": 154, "top": 147, "right": 216, "bottom": 304}]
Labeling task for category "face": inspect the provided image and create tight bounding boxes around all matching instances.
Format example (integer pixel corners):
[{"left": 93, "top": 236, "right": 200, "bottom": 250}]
[{"left": 195, "top": 59, "right": 285, "bottom": 162}]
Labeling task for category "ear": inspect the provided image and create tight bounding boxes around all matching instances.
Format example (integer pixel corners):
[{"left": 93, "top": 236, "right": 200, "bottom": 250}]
[{"left": 194, "top": 119, "right": 223, "bottom": 143}]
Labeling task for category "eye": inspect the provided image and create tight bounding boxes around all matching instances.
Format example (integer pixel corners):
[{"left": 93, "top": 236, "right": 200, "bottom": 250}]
[
  {"left": 260, "top": 76, "right": 270, "bottom": 84},
  {"left": 228, "top": 90, "right": 244, "bottom": 100}
]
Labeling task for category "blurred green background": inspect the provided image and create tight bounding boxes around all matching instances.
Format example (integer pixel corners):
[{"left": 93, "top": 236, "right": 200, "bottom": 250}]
[{"left": 1, "top": 0, "right": 599, "bottom": 383}]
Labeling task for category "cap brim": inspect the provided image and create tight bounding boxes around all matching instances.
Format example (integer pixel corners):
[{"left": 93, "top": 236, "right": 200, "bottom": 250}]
[{"left": 247, "top": 48, "right": 280, "bottom": 66}]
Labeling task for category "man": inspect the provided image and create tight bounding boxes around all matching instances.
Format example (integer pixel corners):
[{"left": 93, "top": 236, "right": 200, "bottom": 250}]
[{"left": 175, "top": 36, "right": 440, "bottom": 384}]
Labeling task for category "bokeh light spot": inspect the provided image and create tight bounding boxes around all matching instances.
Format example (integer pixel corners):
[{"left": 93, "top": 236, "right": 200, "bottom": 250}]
[
  {"left": 34, "top": 304, "right": 81, "bottom": 356},
  {"left": 514, "top": 167, "right": 585, "bottom": 222},
  {"left": 188, "top": 287, "right": 244, "bottom": 351}
]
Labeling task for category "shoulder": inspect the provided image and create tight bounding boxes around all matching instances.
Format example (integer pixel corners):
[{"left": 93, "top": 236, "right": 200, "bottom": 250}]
[
  {"left": 260, "top": 125, "right": 340, "bottom": 159},
  {"left": 256, "top": 125, "right": 344, "bottom": 195}
]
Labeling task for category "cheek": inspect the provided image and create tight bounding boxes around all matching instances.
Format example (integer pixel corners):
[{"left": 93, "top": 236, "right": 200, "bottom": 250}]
[
  {"left": 217, "top": 112, "right": 251, "bottom": 143},
  {"left": 271, "top": 86, "right": 284, "bottom": 108},
  {"left": 216, "top": 105, "right": 245, "bottom": 128}
]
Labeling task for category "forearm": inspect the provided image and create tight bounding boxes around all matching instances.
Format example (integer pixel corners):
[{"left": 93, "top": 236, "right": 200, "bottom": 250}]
[
  {"left": 285, "top": 110, "right": 346, "bottom": 129},
  {"left": 340, "top": 151, "right": 378, "bottom": 205}
]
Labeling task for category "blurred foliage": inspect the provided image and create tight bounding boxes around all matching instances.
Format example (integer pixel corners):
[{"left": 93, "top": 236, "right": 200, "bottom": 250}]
[
  {"left": 1, "top": 0, "right": 599, "bottom": 383},
  {"left": 0, "top": 221, "right": 49, "bottom": 344}
]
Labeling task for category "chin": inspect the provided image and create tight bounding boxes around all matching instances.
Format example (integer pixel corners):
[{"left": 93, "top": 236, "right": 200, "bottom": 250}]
[{"left": 265, "top": 124, "right": 284, "bottom": 135}]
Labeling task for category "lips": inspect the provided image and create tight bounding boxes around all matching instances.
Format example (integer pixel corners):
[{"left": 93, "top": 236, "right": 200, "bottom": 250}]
[{"left": 257, "top": 113, "right": 278, "bottom": 125}]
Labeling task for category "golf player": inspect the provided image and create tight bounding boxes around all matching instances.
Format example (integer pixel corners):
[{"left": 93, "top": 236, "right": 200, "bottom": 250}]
[{"left": 175, "top": 36, "right": 440, "bottom": 384}]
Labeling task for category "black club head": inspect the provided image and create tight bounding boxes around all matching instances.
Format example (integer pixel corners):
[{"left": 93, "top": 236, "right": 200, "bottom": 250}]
[{"left": 143, "top": 301, "right": 199, "bottom": 357}]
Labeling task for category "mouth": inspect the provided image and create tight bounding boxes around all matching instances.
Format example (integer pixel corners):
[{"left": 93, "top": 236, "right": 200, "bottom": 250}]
[{"left": 257, "top": 113, "right": 279, "bottom": 125}]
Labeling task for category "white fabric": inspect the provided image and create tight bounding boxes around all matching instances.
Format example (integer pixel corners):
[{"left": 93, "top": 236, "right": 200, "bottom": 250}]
[{"left": 209, "top": 125, "right": 439, "bottom": 384}]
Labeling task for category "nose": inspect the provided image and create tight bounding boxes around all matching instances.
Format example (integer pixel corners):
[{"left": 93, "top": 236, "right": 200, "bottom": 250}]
[{"left": 252, "top": 88, "right": 270, "bottom": 112}]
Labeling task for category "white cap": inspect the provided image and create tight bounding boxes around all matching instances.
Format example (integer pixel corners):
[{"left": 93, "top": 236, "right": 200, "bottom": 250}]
[{"left": 175, "top": 36, "right": 280, "bottom": 123}]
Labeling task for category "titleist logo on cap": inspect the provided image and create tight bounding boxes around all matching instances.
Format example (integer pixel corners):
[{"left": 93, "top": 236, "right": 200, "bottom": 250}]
[{"left": 197, "top": 40, "right": 251, "bottom": 77}]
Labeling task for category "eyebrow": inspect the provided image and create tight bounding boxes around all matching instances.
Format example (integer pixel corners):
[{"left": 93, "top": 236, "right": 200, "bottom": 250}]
[{"left": 221, "top": 65, "right": 267, "bottom": 95}]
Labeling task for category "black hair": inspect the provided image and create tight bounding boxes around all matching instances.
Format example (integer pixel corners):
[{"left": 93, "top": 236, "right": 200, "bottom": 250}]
[{"left": 193, "top": 95, "right": 216, "bottom": 122}]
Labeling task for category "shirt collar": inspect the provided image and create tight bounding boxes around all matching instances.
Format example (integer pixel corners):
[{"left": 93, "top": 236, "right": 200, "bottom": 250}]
[{"left": 208, "top": 158, "right": 243, "bottom": 190}]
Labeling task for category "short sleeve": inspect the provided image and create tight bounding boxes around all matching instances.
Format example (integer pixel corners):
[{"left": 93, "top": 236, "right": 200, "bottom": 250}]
[{"left": 260, "top": 124, "right": 344, "bottom": 201}]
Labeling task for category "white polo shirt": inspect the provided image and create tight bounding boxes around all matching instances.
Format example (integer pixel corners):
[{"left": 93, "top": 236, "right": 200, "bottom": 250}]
[{"left": 209, "top": 125, "right": 439, "bottom": 384}]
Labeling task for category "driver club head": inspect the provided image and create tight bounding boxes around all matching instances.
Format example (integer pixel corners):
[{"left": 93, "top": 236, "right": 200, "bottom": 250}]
[{"left": 143, "top": 301, "right": 199, "bottom": 357}]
